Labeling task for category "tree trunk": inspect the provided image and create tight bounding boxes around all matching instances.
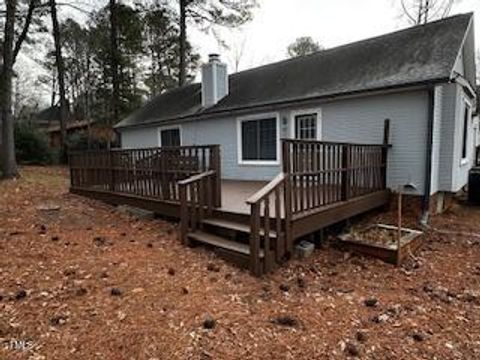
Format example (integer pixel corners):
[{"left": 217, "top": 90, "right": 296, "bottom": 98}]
[
  {"left": 85, "top": 54, "right": 92, "bottom": 149},
  {"left": 51, "top": 69, "right": 57, "bottom": 107},
  {"left": 179, "top": 0, "right": 187, "bottom": 87},
  {"left": 1, "top": 0, "right": 18, "bottom": 178},
  {"left": 109, "top": 0, "right": 120, "bottom": 138},
  {"left": 50, "top": 0, "right": 68, "bottom": 162},
  {"left": 13, "top": 0, "right": 36, "bottom": 64}
]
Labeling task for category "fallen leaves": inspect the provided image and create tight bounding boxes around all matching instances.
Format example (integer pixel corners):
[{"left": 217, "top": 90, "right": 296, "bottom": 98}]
[{"left": 0, "top": 167, "right": 479, "bottom": 359}]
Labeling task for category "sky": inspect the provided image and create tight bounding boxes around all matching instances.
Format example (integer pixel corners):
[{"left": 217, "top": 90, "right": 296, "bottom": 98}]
[
  {"left": 191, "top": 0, "right": 480, "bottom": 73},
  {"left": 13, "top": 0, "right": 480, "bottom": 107}
]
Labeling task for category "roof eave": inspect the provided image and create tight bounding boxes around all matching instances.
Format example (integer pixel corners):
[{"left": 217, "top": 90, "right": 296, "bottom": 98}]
[{"left": 115, "top": 77, "right": 451, "bottom": 130}]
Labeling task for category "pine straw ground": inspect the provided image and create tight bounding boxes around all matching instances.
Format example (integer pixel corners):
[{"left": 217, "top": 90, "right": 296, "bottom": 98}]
[{"left": 0, "top": 166, "right": 479, "bottom": 360}]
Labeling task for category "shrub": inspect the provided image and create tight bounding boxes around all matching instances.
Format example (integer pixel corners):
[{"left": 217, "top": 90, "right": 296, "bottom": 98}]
[
  {"left": 66, "top": 132, "right": 109, "bottom": 153},
  {"left": 14, "top": 122, "right": 53, "bottom": 165}
]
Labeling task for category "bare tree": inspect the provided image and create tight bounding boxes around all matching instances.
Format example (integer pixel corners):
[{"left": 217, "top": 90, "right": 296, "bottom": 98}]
[
  {"left": 49, "top": 0, "right": 68, "bottom": 160},
  {"left": 1, "top": 0, "right": 38, "bottom": 178},
  {"left": 229, "top": 34, "right": 247, "bottom": 73},
  {"left": 1, "top": 0, "right": 18, "bottom": 178},
  {"left": 179, "top": 0, "right": 187, "bottom": 87},
  {"left": 109, "top": 0, "right": 120, "bottom": 129},
  {"left": 177, "top": 0, "right": 257, "bottom": 86},
  {"left": 287, "top": 36, "right": 323, "bottom": 58},
  {"left": 400, "top": 0, "right": 456, "bottom": 25}
]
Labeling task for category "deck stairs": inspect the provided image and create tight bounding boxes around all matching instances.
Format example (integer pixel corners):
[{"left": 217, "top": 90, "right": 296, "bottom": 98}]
[{"left": 186, "top": 216, "right": 279, "bottom": 272}]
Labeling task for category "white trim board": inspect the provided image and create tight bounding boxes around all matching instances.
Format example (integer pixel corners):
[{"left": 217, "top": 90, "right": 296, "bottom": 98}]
[
  {"left": 158, "top": 124, "right": 182, "bottom": 146},
  {"left": 289, "top": 108, "right": 323, "bottom": 140},
  {"left": 459, "top": 95, "right": 472, "bottom": 165},
  {"left": 236, "top": 112, "right": 281, "bottom": 166}
]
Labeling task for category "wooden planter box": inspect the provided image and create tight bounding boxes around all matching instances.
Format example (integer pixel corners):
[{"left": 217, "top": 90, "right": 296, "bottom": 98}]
[{"left": 338, "top": 224, "right": 423, "bottom": 265}]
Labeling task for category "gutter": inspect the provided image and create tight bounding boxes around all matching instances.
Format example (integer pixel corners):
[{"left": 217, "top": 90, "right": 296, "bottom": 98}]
[{"left": 420, "top": 86, "right": 436, "bottom": 226}]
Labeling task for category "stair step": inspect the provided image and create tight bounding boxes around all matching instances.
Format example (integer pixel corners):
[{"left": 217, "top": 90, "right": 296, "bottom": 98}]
[
  {"left": 202, "top": 218, "right": 277, "bottom": 238},
  {"left": 187, "top": 231, "right": 264, "bottom": 258}
]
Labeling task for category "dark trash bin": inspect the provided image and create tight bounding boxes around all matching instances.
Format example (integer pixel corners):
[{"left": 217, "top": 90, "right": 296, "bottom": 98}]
[{"left": 468, "top": 167, "right": 480, "bottom": 204}]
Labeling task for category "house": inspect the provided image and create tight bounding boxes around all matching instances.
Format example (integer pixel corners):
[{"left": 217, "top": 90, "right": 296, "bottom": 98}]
[
  {"left": 71, "top": 13, "right": 477, "bottom": 275},
  {"left": 46, "top": 119, "right": 93, "bottom": 148},
  {"left": 32, "top": 106, "right": 100, "bottom": 148},
  {"left": 33, "top": 106, "right": 62, "bottom": 131},
  {"left": 115, "top": 13, "right": 477, "bottom": 217}
]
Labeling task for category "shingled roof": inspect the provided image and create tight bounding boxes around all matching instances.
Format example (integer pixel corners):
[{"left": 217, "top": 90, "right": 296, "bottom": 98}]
[{"left": 116, "top": 13, "right": 474, "bottom": 129}]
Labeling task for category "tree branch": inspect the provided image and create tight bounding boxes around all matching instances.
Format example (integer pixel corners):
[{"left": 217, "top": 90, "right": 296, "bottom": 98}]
[
  {"left": 401, "top": 0, "right": 418, "bottom": 24},
  {"left": 12, "top": 0, "right": 37, "bottom": 64}
]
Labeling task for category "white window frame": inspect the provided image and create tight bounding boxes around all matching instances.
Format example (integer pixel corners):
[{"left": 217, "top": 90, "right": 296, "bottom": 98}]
[
  {"left": 460, "top": 97, "right": 472, "bottom": 166},
  {"left": 237, "top": 112, "right": 281, "bottom": 166},
  {"left": 289, "top": 108, "right": 322, "bottom": 140},
  {"left": 158, "top": 125, "right": 182, "bottom": 147}
]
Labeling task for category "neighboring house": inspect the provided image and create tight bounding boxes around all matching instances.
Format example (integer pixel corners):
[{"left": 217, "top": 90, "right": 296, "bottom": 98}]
[
  {"left": 115, "top": 13, "right": 477, "bottom": 215},
  {"left": 46, "top": 120, "right": 92, "bottom": 148},
  {"left": 32, "top": 106, "right": 98, "bottom": 148},
  {"left": 33, "top": 106, "right": 62, "bottom": 131}
]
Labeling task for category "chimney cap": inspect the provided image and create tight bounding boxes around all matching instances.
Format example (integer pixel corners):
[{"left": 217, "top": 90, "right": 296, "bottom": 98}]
[{"left": 208, "top": 53, "right": 220, "bottom": 62}]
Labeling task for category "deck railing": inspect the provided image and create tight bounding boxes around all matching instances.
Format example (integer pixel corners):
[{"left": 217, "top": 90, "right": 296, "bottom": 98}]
[
  {"left": 69, "top": 145, "right": 221, "bottom": 204},
  {"left": 179, "top": 170, "right": 218, "bottom": 244},
  {"left": 246, "top": 173, "right": 288, "bottom": 275},
  {"left": 246, "top": 120, "right": 390, "bottom": 274},
  {"left": 282, "top": 140, "right": 388, "bottom": 217}
]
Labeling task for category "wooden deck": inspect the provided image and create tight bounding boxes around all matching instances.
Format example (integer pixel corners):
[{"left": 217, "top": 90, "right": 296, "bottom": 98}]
[
  {"left": 69, "top": 124, "right": 391, "bottom": 276},
  {"left": 220, "top": 180, "right": 268, "bottom": 215}
]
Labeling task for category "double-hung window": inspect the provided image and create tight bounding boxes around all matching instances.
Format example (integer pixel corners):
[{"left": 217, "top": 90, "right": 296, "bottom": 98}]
[
  {"left": 159, "top": 127, "right": 181, "bottom": 147},
  {"left": 239, "top": 115, "right": 278, "bottom": 164},
  {"left": 295, "top": 113, "right": 318, "bottom": 140}
]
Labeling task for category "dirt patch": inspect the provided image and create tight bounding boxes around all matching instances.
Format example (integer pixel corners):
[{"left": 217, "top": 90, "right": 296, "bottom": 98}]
[
  {"left": 0, "top": 166, "right": 479, "bottom": 359},
  {"left": 350, "top": 226, "right": 412, "bottom": 247}
]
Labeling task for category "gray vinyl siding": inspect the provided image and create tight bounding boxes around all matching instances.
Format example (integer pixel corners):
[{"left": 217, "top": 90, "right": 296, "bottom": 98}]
[
  {"left": 443, "top": 24, "right": 477, "bottom": 192},
  {"left": 451, "top": 85, "right": 475, "bottom": 192},
  {"left": 121, "top": 126, "right": 159, "bottom": 149},
  {"left": 316, "top": 90, "right": 429, "bottom": 195},
  {"left": 120, "top": 89, "right": 432, "bottom": 192},
  {"left": 430, "top": 85, "right": 443, "bottom": 194},
  {"left": 119, "top": 86, "right": 474, "bottom": 195},
  {"left": 438, "top": 83, "right": 457, "bottom": 191},
  {"left": 181, "top": 116, "right": 281, "bottom": 181},
  {"left": 436, "top": 83, "right": 475, "bottom": 194}
]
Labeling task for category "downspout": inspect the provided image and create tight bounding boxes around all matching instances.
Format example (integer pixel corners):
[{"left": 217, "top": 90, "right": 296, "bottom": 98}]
[{"left": 420, "top": 86, "right": 435, "bottom": 226}]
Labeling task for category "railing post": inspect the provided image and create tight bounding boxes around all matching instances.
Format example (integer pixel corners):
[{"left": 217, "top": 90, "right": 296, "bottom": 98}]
[
  {"left": 68, "top": 153, "right": 74, "bottom": 189},
  {"left": 382, "top": 119, "right": 390, "bottom": 189},
  {"left": 249, "top": 202, "right": 261, "bottom": 276},
  {"left": 341, "top": 144, "right": 350, "bottom": 201},
  {"left": 282, "top": 140, "right": 290, "bottom": 173},
  {"left": 282, "top": 140, "right": 293, "bottom": 256},
  {"left": 211, "top": 145, "right": 222, "bottom": 208},
  {"left": 179, "top": 183, "right": 188, "bottom": 244},
  {"left": 109, "top": 150, "right": 115, "bottom": 192}
]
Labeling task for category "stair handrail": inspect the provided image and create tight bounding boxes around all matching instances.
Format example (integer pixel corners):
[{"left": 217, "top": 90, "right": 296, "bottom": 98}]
[
  {"left": 178, "top": 170, "right": 217, "bottom": 244},
  {"left": 246, "top": 172, "right": 288, "bottom": 275}
]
